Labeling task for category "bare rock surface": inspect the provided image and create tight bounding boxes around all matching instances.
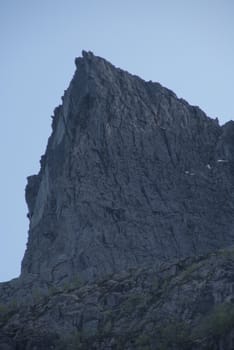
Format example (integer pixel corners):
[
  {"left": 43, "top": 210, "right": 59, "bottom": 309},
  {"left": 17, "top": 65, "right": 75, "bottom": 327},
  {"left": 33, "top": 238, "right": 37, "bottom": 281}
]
[
  {"left": 21, "top": 51, "right": 234, "bottom": 285},
  {"left": 1, "top": 51, "right": 234, "bottom": 349},
  {"left": 1, "top": 249, "right": 234, "bottom": 349}
]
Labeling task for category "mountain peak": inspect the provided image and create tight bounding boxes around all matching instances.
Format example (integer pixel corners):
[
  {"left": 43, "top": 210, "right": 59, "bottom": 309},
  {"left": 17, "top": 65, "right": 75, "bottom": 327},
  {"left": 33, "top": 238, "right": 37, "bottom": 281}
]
[
  {"left": 1, "top": 53, "right": 234, "bottom": 349},
  {"left": 18, "top": 53, "right": 234, "bottom": 288}
]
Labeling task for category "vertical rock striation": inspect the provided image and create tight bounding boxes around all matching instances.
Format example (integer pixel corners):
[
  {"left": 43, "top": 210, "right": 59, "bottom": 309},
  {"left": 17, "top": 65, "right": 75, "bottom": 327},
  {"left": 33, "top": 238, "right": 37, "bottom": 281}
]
[
  {"left": 21, "top": 51, "right": 234, "bottom": 286},
  {"left": 1, "top": 51, "right": 234, "bottom": 350}
]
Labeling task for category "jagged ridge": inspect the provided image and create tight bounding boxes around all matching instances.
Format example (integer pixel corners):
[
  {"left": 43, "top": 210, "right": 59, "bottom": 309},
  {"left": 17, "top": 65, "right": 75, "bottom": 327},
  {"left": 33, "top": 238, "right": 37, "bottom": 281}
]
[
  {"left": 22, "top": 51, "right": 234, "bottom": 286},
  {"left": 1, "top": 51, "right": 234, "bottom": 349}
]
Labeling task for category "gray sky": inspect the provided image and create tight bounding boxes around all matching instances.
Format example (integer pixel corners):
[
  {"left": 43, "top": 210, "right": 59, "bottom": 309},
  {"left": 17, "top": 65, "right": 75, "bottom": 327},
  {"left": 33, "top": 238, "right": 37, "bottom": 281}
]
[{"left": 0, "top": 0, "right": 233, "bottom": 282}]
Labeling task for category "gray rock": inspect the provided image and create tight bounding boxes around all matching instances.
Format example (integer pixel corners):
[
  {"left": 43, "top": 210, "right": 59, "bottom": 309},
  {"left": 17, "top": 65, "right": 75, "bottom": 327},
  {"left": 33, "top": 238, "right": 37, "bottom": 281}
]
[
  {"left": 1, "top": 51, "right": 234, "bottom": 349},
  {"left": 20, "top": 51, "right": 234, "bottom": 286},
  {"left": 2, "top": 250, "right": 234, "bottom": 349}
]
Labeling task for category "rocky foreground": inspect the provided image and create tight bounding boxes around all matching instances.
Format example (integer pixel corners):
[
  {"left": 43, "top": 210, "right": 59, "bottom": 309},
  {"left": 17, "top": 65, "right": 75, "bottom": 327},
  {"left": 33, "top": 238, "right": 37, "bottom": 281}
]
[{"left": 1, "top": 248, "right": 234, "bottom": 349}]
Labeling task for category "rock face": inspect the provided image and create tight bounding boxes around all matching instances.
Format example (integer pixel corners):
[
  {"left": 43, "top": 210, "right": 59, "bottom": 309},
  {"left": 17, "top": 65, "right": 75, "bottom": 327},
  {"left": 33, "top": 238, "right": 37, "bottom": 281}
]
[
  {"left": 2, "top": 250, "right": 234, "bottom": 349},
  {"left": 22, "top": 51, "right": 234, "bottom": 286},
  {"left": 1, "top": 51, "right": 234, "bottom": 349}
]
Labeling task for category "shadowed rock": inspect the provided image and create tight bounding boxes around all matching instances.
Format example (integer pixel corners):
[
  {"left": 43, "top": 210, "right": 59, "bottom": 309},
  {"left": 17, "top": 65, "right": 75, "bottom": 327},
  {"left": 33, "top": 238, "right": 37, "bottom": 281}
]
[
  {"left": 20, "top": 51, "right": 234, "bottom": 286},
  {"left": 1, "top": 51, "right": 234, "bottom": 349}
]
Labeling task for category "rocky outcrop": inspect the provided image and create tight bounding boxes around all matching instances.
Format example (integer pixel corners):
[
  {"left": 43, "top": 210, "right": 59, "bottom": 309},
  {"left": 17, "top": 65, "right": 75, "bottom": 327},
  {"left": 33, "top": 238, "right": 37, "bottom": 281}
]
[
  {"left": 21, "top": 51, "right": 234, "bottom": 286},
  {"left": 1, "top": 51, "right": 234, "bottom": 349},
  {"left": 1, "top": 249, "right": 234, "bottom": 349}
]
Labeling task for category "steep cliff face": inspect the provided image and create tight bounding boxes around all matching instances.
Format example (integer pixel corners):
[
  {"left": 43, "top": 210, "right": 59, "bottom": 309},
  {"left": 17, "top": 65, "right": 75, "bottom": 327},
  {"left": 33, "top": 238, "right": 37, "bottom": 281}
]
[
  {"left": 21, "top": 51, "right": 234, "bottom": 286},
  {"left": 1, "top": 51, "right": 234, "bottom": 349}
]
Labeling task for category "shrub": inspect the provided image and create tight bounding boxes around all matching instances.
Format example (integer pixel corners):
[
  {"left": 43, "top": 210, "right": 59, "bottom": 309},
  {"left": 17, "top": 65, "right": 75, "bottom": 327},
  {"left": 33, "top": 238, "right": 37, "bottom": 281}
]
[
  {"left": 158, "top": 321, "right": 192, "bottom": 350},
  {"left": 194, "top": 302, "right": 234, "bottom": 339}
]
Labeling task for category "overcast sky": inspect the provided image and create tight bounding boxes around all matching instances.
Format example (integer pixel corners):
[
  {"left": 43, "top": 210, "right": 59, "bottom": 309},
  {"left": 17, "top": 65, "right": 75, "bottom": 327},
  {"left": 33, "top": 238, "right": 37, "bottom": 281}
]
[{"left": 0, "top": 0, "right": 233, "bottom": 282}]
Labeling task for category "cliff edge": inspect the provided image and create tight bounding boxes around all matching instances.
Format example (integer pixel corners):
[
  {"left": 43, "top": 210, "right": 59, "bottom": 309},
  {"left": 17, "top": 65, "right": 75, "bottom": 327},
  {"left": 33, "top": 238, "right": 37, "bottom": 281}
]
[
  {"left": 1, "top": 51, "right": 234, "bottom": 349},
  {"left": 22, "top": 51, "right": 234, "bottom": 286}
]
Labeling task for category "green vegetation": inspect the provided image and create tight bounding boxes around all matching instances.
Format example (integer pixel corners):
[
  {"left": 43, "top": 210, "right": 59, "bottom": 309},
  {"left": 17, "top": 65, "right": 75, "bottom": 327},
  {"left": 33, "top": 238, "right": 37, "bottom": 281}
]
[
  {"left": 135, "top": 333, "right": 151, "bottom": 349},
  {"left": 61, "top": 275, "right": 83, "bottom": 292},
  {"left": 0, "top": 303, "right": 9, "bottom": 315},
  {"left": 32, "top": 287, "right": 44, "bottom": 303},
  {"left": 121, "top": 293, "right": 147, "bottom": 313},
  {"left": 179, "top": 261, "right": 203, "bottom": 281},
  {"left": 48, "top": 284, "right": 60, "bottom": 296},
  {"left": 158, "top": 321, "right": 192, "bottom": 350},
  {"left": 69, "top": 331, "right": 82, "bottom": 348},
  {"left": 103, "top": 319, "right": 112, "bottom": 334},
  {"left": 151, "top": 276, "right": 159, "bottom": 290},
  {"left": 156, "top": 303, "right": 234, "bottom": 349},
  {"left": 218, "top": 247, "right": 234, "bottom": 259},
  {"left": 57, "top": 331, "right": 82, "bottom": 350},
  {"left": 0, "top": 301, "right": 18, "bottom": 323},
  {"left": 194, "top": 302, "right": 234, "bottom": 339}
]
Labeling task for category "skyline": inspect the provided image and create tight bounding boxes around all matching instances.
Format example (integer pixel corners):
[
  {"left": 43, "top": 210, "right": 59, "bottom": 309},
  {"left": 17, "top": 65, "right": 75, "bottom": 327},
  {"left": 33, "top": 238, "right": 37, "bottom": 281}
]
[{"left": 0, "top": 0, "right": 233, "bottom": 281}]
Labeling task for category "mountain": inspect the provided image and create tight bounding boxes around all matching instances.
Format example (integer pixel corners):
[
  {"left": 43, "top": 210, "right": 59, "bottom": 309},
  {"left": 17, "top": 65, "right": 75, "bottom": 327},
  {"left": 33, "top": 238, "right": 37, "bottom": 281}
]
[{"left": 1, "top": 51, "right": 234, "bottom": 349}]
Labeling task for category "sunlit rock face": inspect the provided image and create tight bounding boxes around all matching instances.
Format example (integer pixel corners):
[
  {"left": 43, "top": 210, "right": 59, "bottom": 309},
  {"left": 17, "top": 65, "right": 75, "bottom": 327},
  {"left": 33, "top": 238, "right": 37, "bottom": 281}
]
[{"left": 21, "top": 51, "right": 234, "bottom": 286}]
